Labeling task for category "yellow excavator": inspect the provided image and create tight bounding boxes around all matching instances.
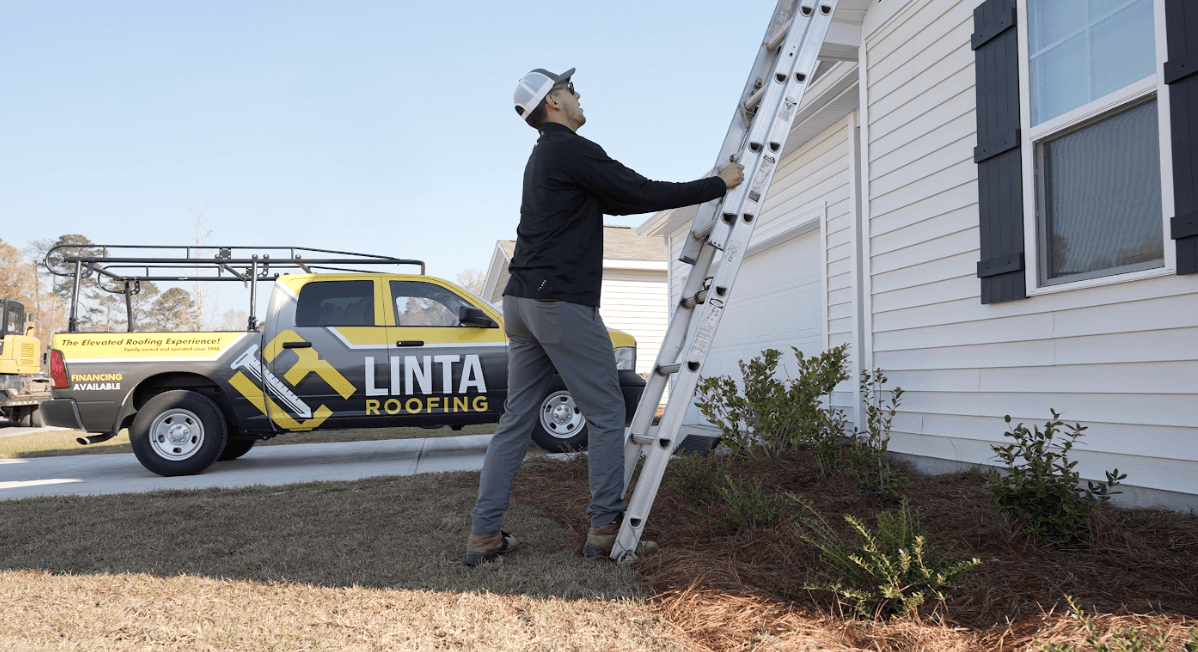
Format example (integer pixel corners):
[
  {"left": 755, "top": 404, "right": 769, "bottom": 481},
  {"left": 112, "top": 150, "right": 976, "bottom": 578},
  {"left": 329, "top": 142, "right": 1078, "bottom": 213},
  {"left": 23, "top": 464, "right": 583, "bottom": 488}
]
[{"left": 1, "top": 299, "right": 51, "bottom": 426}]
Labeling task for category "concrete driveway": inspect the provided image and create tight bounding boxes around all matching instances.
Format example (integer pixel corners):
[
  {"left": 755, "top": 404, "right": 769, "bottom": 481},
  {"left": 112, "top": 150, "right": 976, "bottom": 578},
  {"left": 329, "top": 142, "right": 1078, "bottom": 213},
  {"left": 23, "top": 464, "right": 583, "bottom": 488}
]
[{"left": 0, "top": 433, "right": 494, "bottom": 501}]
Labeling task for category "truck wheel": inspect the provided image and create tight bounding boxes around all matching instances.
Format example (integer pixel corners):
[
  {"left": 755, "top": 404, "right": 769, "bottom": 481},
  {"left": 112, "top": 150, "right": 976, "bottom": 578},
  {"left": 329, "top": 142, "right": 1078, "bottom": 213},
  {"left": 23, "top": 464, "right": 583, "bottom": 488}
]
[
  {"left": 130, "top": 390, "right": 228, "bottom": 477},
  {"left": 531, "top": 384, "right": 589, "bottom": 453},
  {"left": 219, "top": 438, "right": 256, "bottom": 461}
]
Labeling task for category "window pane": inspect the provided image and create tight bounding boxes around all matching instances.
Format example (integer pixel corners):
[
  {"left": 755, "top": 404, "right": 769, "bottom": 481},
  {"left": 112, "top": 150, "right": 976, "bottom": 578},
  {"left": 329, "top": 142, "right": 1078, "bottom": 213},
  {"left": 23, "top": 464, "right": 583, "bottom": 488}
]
[
  {"left": 1030, "top": 33, "right": 1089, "bottom": 126},
  {"left": 1029, "top": 0, "right": 1085, "bottom": 53},
  {"left": 391, "top": 281, "right": 467, "bottom": 327},
  {"left": 295, "top": 280, "right": 375, "bottom": 327},
  {"left": 1037, "top": 100, "right": 1162, "bottom": 284},
  {"left": 1089, "top": 0, "right": 1156, "bottom": 99},
  {"left": 1028, "top": 0, "right": 1155, "bottom": 126}
]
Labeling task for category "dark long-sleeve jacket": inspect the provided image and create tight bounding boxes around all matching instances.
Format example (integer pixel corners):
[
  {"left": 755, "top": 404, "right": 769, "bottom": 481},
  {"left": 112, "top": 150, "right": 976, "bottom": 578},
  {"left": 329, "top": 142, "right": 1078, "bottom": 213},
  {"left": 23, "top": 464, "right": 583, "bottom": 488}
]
[{"left": 504, "top": 123, "right": 726, "bottom": 307}]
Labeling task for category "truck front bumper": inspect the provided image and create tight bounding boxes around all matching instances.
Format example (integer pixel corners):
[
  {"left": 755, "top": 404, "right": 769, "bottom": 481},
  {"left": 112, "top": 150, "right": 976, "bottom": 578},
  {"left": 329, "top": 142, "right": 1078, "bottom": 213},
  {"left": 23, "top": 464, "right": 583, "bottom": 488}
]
[{"left": 38, "top": 399, "right": 85, "bottom": 431}]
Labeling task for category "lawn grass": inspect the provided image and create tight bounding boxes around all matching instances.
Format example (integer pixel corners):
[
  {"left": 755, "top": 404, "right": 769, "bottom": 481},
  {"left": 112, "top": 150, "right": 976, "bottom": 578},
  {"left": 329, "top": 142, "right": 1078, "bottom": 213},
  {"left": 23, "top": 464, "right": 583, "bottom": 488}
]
[
  {"left": 0, "top": 467, "right": 685, "bottom": 651},
  {"left": 0, "top": 423, "right": 494, "bottom": 459},
  {"left": 3, "top": 439, "right": 1196, "bottom": 651}
]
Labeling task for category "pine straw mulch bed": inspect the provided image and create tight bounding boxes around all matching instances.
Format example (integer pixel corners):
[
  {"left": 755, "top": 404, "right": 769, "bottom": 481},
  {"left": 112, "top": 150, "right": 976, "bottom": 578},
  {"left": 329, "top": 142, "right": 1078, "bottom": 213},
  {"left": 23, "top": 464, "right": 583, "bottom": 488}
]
[{"left": 506, "top": 448, "right": 1198, "bottom": 652}]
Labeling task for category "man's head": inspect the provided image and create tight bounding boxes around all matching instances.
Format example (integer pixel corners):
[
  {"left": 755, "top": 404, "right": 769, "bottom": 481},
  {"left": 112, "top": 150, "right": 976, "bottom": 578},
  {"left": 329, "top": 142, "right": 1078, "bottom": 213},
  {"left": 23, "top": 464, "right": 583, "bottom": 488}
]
[{"left": 513, "top": 67, "right": 584, "bottom": 131}]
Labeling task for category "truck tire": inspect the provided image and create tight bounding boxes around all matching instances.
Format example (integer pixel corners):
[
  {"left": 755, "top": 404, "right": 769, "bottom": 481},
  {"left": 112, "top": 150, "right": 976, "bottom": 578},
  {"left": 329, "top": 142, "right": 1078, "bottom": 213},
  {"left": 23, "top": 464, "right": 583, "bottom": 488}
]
[
  {"left": 16, "top": 406, "right": 44, "bottom": 428},
  {"left": 129, "top": 390, "right": 228, "bottom": 477},
  {"left": 531, "top": 381, "right": 589, "bottom": 453},
  {"left": 219, "top": 438, "right": 256, "bottom": 461}
]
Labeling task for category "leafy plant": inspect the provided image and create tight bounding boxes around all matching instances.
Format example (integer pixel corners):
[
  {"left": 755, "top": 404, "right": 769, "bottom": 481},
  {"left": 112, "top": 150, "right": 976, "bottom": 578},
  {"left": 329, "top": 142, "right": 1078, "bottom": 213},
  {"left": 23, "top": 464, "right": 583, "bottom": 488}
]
[
  {"left": 841, "top": 369, "right": 905, "bottom": 497},
  {"left": 1037, "top": 595, "right": 1198, "bottom": 651},
  {"left": 985, "top": 411, "right": 1126, "bottom": 542},
  {"left": 715, "top": 475, "right": 801, "bottom": 530},
  {"left": 799, "top": 496, "right": 980, "bottom": 619},
  {"left": 694, "top": 344, "right": 850, "bottom": 461},
  {"left": 666, "top": 452, "right": 727, "bottom": 506}
]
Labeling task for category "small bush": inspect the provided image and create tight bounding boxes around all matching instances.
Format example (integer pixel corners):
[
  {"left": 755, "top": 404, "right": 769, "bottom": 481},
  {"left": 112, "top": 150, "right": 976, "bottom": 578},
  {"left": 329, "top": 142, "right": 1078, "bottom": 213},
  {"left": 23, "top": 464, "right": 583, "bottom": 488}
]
[
  {"left": 1037, "top": 595, "right": 1198, "bottom": 651},
  {"left": 666, "top": 453, "right": 726, "bottom": 506},
  {"left": 694, "top": 344, "right": 850, "bottom": 461},
  {"left": 841, "top": 369, "right": 905, "bottom": 498},
  {"left": 716, "top": 475, "right": 800, "bottom": 530},
  {"left": 985, "top": 411, "right": 1126, "bottom": 542},
  {"left": 799, "top": 496, "right": 980, "bottom": 619}
]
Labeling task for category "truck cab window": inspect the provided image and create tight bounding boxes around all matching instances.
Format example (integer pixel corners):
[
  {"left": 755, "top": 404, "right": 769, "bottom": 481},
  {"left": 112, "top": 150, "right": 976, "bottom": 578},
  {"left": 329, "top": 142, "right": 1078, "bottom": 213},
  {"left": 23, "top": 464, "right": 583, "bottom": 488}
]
[
  {"left": 295, "top": 280, "right": 375, "bottom": 327},
  {"left": 390, "top": 281, "right": 470, "bottom": 327}
]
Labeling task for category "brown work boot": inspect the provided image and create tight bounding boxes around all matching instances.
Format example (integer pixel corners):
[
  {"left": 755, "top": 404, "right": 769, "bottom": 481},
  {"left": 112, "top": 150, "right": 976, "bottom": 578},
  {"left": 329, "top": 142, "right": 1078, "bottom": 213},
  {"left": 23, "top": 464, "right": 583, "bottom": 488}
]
[
  {"left": 464, "top": 530, "right": 518, "bottom": 567},
  {"left": 583, "top": 515, "right": 657, "bottom": 559}
]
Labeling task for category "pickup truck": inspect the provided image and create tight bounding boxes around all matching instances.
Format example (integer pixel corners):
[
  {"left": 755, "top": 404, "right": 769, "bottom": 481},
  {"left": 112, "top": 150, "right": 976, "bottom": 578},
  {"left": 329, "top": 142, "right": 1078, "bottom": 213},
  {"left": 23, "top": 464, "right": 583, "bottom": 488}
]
[{"left": 39, "top": 246, "right": 644, "bottom": 476}]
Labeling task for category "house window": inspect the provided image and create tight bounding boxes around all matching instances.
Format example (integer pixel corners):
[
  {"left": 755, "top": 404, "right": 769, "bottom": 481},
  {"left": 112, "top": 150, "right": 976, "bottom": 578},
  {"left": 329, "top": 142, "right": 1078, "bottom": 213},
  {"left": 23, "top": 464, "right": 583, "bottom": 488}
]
[
  {"left": 1023, "top": 0, "right": 1168, "bottom": 288},
  {"left": 1028, "top": 0, "right": 1157, "bottom": 126},
  {"left": 1036, "top": 99, "right": 1163, "bottom": 284}
]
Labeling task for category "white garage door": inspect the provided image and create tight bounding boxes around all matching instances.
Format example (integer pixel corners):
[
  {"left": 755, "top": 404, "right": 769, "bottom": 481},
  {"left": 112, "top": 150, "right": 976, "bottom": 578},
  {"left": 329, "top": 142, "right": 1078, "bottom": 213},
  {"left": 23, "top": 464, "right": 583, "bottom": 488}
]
[{"left": 680, "top": 224, "right": 824, "bottom": 436}]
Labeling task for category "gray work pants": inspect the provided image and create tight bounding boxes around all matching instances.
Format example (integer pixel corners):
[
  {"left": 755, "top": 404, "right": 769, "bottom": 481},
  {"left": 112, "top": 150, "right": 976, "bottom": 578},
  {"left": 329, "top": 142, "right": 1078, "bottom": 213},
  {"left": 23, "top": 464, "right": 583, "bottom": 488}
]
[{"left": 470, "top": 295, "right": 627, "bottom": 535}]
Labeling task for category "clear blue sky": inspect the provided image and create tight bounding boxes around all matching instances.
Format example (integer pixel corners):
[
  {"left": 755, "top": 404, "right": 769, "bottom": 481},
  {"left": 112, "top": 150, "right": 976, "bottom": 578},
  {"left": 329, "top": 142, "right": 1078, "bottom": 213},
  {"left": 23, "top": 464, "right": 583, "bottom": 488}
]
[{"left": 2, "top": 1, "right": 772, "bottom": 286}]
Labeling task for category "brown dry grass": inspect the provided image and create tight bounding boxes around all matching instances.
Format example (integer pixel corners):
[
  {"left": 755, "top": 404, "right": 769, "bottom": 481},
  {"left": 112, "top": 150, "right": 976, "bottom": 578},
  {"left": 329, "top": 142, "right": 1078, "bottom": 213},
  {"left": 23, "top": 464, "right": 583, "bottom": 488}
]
[
  {"left": 3, "top": 445, "right": 1197, "bottom": 651},
  {"left": 0, "top": 469, "right": 685, "bottom": 651},
  {"left": 512, "top": 448, "right": 1198, "bottom": 652},
  {"left": 0, "top": 570, "right": 685, "bottom": 651}
]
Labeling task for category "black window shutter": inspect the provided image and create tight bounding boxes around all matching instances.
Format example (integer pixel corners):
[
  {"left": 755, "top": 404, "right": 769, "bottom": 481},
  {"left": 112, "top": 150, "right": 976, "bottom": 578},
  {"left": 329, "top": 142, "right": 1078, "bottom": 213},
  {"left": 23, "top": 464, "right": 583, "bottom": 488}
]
[
  {"left": 972, "top": 0, "right": 1025, "bottom": 303},
  {"left": 1166, "top": 0, "right": 1198, "bottom": 275}
]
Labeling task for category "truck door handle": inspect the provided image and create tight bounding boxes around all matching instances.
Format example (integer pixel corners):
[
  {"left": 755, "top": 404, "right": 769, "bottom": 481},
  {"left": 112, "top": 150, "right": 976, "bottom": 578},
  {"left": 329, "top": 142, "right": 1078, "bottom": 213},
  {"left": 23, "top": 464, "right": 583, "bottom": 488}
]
[
  {"left": 395, "top": 340, "right": 424, "bottom": 347},
  {"left": 282, "top": 341, "right": 312, "bottom": 349}
]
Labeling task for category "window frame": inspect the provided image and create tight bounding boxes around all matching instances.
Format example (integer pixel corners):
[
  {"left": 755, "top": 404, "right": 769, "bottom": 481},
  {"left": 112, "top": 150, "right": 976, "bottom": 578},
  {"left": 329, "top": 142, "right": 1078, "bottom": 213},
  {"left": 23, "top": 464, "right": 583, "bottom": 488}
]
[{"left": 1016, "top": 0, "right": 1177, "bottom": 296}]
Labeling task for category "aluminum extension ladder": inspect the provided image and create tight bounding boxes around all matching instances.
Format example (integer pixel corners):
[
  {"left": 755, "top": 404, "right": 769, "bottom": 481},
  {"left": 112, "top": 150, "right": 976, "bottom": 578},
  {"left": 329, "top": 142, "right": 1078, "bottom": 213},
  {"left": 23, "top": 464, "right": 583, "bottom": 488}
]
[{"left": 612, "top": 0, "right": 841, "bottom": 563}]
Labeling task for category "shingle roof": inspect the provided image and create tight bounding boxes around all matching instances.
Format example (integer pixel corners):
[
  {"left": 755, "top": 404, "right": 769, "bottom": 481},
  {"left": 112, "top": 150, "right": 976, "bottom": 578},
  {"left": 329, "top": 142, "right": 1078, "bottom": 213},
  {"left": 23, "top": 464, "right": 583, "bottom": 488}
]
[{"left": 497, "top": 225, "right": 665, "bottom": 262}]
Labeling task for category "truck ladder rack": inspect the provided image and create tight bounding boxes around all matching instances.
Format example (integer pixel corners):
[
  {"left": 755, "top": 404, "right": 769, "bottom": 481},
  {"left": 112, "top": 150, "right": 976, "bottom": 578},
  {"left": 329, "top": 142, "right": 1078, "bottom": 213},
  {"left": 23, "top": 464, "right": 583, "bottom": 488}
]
[{"left": 43, "top": 244, "right": 425, "bottom": 333}]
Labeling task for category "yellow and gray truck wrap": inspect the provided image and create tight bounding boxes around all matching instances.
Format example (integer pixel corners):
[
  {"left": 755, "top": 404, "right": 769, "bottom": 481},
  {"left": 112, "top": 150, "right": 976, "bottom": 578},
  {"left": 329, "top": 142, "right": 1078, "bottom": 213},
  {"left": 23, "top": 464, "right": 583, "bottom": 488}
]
[{"left": 41, "top": 273, "right": 643, "bottom": 476}]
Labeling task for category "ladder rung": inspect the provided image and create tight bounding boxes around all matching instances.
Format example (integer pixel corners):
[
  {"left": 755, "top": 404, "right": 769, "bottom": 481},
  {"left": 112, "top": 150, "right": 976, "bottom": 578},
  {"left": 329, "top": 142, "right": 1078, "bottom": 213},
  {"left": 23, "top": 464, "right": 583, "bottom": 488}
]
[
  {"left": 655, "top": 363, "right": 681, "bottom": 376},
  {"left": 681, "top": 289, "right": 708, "bottom": 309},
  {"left": 765, "top": 17, "right": 793, "bottom": 51},
  {"left": 629, "top": 432, "right": 653, "bottom": 446},
  {"left": 742, "top": 80, "right": 765, "bottom": 115}
]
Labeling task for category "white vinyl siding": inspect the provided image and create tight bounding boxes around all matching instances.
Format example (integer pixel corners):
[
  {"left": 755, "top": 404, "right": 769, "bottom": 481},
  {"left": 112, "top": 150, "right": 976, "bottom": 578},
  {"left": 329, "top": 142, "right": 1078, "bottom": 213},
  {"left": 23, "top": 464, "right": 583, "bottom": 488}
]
[
  {"left": 862, "top": 0, "right": 1198, "bottom": 503},
  {"left": 598, "top": 268, "right": 668, "bottom": 378}
]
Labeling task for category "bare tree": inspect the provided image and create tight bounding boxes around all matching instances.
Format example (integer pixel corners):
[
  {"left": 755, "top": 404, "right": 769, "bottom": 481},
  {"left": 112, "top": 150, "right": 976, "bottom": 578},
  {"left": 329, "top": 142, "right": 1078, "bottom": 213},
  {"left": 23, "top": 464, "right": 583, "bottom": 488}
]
[
  {"left": 189, "top": 200, "right": 213, "bottom": 331},
  {"left": 455, "top": 268, "right": 486, "bottom": 296}
]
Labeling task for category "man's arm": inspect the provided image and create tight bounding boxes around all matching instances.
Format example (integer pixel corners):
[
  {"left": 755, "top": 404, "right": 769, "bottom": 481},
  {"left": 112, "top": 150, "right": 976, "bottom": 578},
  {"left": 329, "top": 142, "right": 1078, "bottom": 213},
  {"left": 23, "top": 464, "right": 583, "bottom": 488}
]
[{"left": 570, "top": 139, "right": 743, "bottom": 215}]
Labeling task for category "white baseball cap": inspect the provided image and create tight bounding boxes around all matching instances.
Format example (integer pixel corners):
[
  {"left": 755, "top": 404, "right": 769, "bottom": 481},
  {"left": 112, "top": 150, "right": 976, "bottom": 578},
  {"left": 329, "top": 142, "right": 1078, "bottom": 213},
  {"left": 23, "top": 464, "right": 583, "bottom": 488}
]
[{"left": 513, "top": 67, "right": 575, "bottom": 121}]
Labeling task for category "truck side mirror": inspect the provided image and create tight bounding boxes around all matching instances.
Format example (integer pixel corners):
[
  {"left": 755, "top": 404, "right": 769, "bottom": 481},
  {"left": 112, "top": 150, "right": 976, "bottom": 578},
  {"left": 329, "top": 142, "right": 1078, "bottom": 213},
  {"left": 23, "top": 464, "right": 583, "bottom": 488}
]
[
  {"left": 458, "top": 306, "right": 497, "bottom": 328},
  {"left": 26, "top": 313, "right": 36, "bottom": 335}
]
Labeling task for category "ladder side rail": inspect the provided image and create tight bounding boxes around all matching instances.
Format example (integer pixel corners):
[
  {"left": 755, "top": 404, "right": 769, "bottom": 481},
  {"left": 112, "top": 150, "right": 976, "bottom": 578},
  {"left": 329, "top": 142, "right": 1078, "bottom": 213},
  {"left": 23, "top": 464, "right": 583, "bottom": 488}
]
[
  {"left": 707, "top": 2, "right": 837, "bottom": 251},
  {"left": 622, "top": 241, "right": 719, "bottom": 492},
  {"left": 613, "top": 215, "right": 759, "bottom": 563},
  {"left": 679, "top": 0, "right": 819, "bottom": 265}
]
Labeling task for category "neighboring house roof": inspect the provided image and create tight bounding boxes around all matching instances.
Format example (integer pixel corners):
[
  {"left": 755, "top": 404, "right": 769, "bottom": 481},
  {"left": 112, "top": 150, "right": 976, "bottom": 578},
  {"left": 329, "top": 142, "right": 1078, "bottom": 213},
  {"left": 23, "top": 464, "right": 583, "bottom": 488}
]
[{"left": 480, "top": 225, "right": 667, "bottom": 305}]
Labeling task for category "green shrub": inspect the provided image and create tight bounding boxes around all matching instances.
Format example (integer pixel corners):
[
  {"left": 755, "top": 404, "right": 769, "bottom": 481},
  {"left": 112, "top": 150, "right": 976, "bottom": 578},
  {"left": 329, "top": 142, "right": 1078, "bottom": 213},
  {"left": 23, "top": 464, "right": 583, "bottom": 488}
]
[
  {"left": 715, "top": 475, "right": 801, "bottom": 530},
  {"left": 694, "top": 344, "right": 850, "bottom": 462},
  {"left": 1037, "top": 595, "right": 1198, "bottom": 651},
  {"left": 985, "top": 411, "right": 1126, "bottom": 542},
  {"left": 799, "top": 496, "right": 980, "bottom": 619},
  {"left": 841, "top": 369, "right": 905, "bottom": 498},
  {"left": 666, "top": 453, "right": 726, "bottom": 506}
]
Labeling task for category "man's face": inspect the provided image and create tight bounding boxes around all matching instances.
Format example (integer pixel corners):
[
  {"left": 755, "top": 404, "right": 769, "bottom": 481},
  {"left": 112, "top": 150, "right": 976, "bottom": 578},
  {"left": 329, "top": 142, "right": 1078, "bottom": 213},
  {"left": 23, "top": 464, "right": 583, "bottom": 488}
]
[{"left": 550, "top": 82, "right": 585, "bottom": 129}]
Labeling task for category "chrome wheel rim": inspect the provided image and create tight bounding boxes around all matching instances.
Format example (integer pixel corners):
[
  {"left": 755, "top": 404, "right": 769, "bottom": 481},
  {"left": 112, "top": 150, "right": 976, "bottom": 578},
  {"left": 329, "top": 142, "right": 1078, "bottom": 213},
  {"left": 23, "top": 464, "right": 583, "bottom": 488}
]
[
  {"left": 148, "top": 408, "right": 205, "bottom": 461},
  {"left": 539, "top": 391, "right": 586, "bottom": 440}
]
